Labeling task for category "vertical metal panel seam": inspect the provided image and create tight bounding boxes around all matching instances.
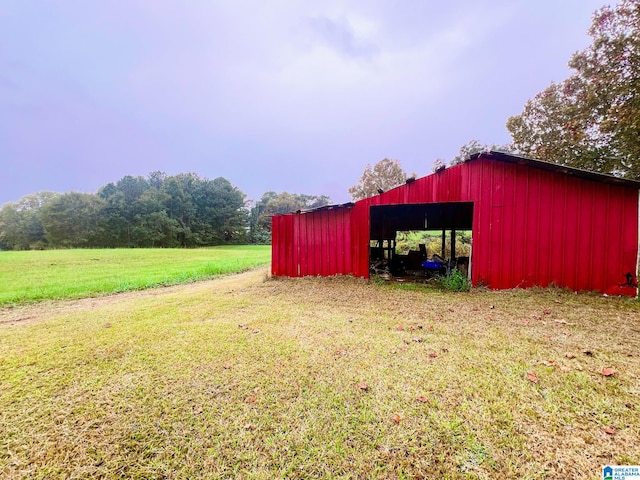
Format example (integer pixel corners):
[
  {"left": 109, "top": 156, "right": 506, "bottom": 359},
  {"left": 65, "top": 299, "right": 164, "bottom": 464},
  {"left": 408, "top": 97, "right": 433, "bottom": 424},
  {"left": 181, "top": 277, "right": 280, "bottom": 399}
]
[
  {"left": 508, "top": 163, "right": 517, "bottom": 288},
  {"left": 588, "top": 183, "right": 597, "bottom": 288},
  {"left": 497, "top": 162, "right": 505, "bottom": 288},
  {"left": 560, "top": 175, "right": 569, "bottom": 288},
  {"left": 523, "top": 168, "right": 530, "bottom": 287},
  {"left": 547, "top": 173, "right": 555, "bottom": 286},
  {"left": 637, "top": 190, "right": 640, "bottom": 298},
  {"left": 603, "top": 185, "right": 611, "bottom": 290}
]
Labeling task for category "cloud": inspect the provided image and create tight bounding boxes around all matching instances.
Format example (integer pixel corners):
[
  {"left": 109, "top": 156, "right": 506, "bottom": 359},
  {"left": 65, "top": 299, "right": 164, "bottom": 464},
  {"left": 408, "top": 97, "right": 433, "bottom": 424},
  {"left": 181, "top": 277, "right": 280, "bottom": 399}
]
[{"left": 306, "top": 15, "right": 380, "bottom": 59}]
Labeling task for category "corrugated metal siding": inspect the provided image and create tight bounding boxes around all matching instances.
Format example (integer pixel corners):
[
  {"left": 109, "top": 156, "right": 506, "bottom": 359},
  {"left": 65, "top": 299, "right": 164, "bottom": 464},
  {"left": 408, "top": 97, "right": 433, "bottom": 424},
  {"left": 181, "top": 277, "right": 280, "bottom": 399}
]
[
  {"left": 272, "top": 207, "right": 353, "bottom": 277},
  {"left": 272, "top": 156, "right": 639, "bottom": 293},
  {"left": 462, "top": 158, "right": 639, "bottom": 292}
]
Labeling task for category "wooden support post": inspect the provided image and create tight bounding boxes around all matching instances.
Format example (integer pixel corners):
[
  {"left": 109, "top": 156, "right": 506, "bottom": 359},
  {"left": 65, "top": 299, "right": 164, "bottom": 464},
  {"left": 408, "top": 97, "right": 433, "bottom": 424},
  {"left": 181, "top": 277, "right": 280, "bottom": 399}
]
[{"left": 451, "top": 229, "right": 456, "bottom": 263}]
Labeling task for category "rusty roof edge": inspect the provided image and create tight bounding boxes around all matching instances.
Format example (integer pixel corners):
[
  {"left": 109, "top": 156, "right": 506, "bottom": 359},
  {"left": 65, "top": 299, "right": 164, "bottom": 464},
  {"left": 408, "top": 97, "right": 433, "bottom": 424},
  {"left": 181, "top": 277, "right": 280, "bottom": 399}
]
[
  {"left": 267, "top": 202, "right": 355, "bottom": 216},
  {"left": 470, "top": 150, "right": 640, "bottom": 188},
  {"left": 298, "top": 202, "right": 355, "bottom": 213}
]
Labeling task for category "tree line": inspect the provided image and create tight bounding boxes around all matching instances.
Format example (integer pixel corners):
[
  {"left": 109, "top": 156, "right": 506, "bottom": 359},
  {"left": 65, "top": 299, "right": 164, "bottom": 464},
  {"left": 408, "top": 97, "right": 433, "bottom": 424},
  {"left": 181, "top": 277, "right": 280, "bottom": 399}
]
[{"left": 0, "top": 172, "right": 330, "bottom": 250}]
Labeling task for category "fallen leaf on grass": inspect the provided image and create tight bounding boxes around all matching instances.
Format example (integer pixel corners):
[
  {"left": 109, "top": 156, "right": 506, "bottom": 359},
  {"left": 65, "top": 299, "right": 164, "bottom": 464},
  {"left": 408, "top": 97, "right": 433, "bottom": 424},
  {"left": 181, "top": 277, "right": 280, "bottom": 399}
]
[
  {"left": 193, "top": 406, "right": 203, "bottom": 415},
  {"left": 601, "top": 368, "right": 615, "bottom": 377},
  {"left": 553, "top": 319, "right": 567, "bottom": 324},
  {"left": 566, "top": 353, "right": 576, "bottom": 359},
  {"left": 399, "top": 345, "right": 408, "bottom": 351},
  {"left": 247, "top": 395, "right": 256, "bottom": 404},
  {"left": 417, "top": 396, "right": 428, "bottom": 403},
  {"left": 583, "top": 350, "right": 594, "bottom": 356},
  {"left": 574, "top": 364, "right": 584, "bottom": 371},
  {"left": 244, "top": 423, "right": 256, "bottom": 430},
  {"left": 412, "top": 337, "right": 423, "bottom": 343},
  {"left": 223, "top": 364, "right": 232, "bottom": 370},
  {"left": 103, "top": 323, "right": 111, "bottom": 328},
  {"left": 238, "top": 324, "right": 248, "bottom": 330},
  {"left": 541, "top": 360, "right": 556, "bottom": 367},
  {"left": 527, "top": 372, "right": 539, "bottom": 384},
  {"left": 335, "top": 349, "right": 347, "bottom": 356},
  {"left": 357, "top": 381, "right": 369, "bottom": 391},
  {"left": 393, "top": 414, "right": 401, "bottom": 424},
  {"left": 396, "top": 325, "right": 404, "bottom": 331},
  {"left": 428, "top": 352, "right": 438, "bottom": 358},
  {"left": 604, "top": 427, "right": 615, "bottom": 435},
  {"left": 252, "top": 329, "right": 260, "bottom": 334}
]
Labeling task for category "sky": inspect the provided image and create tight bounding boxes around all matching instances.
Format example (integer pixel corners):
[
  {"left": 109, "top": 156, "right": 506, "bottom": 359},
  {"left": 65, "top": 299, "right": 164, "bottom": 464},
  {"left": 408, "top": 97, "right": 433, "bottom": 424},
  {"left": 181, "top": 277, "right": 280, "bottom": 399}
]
[{"left": 0, "top": 0, "right": 609, "bottom": 206}]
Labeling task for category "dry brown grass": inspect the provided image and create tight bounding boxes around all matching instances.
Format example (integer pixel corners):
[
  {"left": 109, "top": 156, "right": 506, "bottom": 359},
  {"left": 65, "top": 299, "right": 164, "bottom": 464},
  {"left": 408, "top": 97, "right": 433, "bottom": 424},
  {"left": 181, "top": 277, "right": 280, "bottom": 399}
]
[{"left": 1, "top": 269, "right": 639, "bottom": 479}]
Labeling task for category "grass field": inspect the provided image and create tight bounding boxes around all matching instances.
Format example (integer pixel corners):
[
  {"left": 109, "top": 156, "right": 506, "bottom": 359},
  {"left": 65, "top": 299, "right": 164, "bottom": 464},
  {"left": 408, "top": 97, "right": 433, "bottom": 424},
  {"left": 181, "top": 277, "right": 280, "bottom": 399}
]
[
  {"left": 0, "top": 246, "right": 271, "bottom": 306},
  {"left": 1, "top": 267, "right": 639, "bottom": 479}
]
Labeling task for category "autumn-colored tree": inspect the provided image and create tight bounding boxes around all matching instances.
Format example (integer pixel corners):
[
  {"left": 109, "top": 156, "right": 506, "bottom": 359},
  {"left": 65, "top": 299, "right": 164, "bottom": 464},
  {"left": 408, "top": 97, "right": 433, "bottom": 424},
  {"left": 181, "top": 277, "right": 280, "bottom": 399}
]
[
  {"left": 349, "top": 158, "right": 408, "bottom": 201},
  {"left": 507, "top": 0, "right": 640, "bottom": 179},
  {"left": 433, "top": 140, "right": 510, "bottom": 172},
  {"left": 449, "top": 140, "right": 492, "bottom": 166}
]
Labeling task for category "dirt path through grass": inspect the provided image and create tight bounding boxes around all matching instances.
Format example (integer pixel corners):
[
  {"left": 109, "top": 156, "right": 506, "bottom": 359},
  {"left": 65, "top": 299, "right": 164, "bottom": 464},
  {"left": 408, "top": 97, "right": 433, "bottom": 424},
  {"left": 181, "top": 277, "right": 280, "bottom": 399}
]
[{"left": 0, "top": 268, "right": 269, "bottom": 327}]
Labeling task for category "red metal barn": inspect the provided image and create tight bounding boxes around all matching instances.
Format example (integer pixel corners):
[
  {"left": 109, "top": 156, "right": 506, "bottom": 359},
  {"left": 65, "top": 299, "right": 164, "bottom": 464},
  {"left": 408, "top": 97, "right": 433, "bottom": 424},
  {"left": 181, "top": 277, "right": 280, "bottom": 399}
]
[{"left": 272, "top": 152, "right": 640, "bottom": 296}]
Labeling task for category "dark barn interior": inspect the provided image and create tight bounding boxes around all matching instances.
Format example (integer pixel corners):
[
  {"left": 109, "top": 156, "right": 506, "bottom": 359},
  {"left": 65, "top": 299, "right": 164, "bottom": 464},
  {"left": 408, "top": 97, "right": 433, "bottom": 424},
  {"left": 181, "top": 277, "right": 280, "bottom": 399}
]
[{"left": 369, "top": 202, "right": 474, "bottom": 280}]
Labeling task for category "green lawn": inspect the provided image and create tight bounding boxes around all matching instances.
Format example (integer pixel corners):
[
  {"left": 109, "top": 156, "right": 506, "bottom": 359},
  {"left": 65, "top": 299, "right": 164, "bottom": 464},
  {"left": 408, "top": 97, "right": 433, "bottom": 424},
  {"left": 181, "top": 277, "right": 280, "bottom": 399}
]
[{"left": 0, "top": 246, "right": 271, "bottom": 306}]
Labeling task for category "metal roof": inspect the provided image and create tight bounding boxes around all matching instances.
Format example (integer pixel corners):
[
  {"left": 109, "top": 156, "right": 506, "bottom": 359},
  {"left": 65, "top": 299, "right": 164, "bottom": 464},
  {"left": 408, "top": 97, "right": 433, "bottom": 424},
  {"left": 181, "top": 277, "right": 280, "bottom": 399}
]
[
  {"left": 282, "top": 150, "right": 639, "bottom": 216},
  {"left": 470, "top": 150, "right": 640, "bottom": 188}
]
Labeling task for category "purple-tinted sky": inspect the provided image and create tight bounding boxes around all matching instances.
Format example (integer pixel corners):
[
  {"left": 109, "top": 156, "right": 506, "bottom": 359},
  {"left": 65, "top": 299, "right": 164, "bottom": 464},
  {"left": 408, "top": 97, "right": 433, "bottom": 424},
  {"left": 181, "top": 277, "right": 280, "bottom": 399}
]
[{"left": 0, "top": 1, "right": 607, "bottom": 206}]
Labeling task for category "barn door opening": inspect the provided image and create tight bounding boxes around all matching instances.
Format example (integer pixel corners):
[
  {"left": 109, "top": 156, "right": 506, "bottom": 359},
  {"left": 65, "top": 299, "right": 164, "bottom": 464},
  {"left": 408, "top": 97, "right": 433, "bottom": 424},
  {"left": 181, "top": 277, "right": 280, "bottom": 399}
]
[{"left": 369, "top": 202, "right": 474, "bottom": 282}]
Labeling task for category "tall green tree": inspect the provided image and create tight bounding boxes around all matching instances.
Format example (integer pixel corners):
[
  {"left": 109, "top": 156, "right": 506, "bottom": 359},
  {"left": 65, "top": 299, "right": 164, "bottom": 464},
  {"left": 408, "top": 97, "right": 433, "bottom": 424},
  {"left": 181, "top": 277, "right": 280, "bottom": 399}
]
[
  {"left": 348, "top": 158, "right": 408, "bottom": 201},
  {"left": 195, "top": 177, "right": 247, "bottom": 244},
  {"left": 41, "top": 192, "right": 106, "bottom": 248},
  {"left": 0, "top": 192, "right": 59, "bottom": 250},
  {"left": 131, "top": 188, "right": 180, "bottom": 247},
  {"left": 98, "top": 175, "right": 152, "bottom": 247},
  {"left": 507, "top": 0, "right": 640, "bottom": 179}
]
